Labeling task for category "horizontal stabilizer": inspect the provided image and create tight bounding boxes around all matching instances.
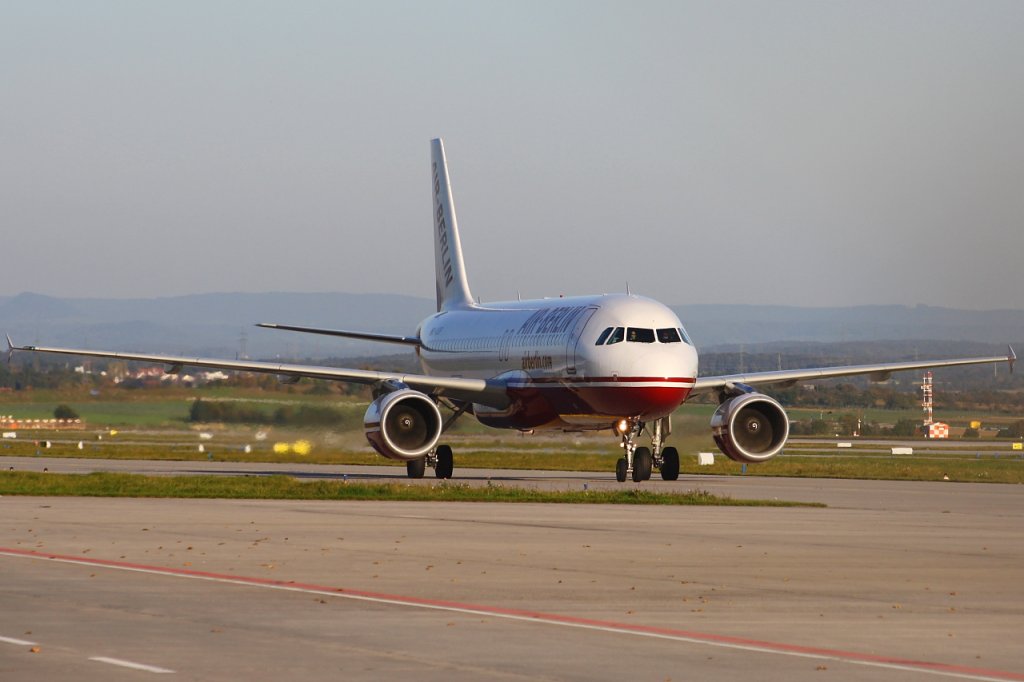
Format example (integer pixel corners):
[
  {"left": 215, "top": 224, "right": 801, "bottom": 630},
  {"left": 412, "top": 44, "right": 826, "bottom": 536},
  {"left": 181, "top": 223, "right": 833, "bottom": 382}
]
[{"left": 257, "top": 323, "right": 420, "bottom": 347}]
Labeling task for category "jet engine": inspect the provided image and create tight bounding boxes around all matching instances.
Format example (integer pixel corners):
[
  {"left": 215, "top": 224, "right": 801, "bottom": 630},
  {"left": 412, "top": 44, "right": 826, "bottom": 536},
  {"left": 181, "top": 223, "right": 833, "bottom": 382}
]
[
  {"left": 710, "top": 392, "right": 789, "bottom": 463},
  {"left": 364, "top": 389, "right": 442, "bottom": 461}
]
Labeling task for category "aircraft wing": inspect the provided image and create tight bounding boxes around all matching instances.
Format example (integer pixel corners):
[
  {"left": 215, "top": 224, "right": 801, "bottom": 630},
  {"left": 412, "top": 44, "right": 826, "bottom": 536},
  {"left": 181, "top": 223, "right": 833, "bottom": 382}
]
[
  {"left": 6, "top": 339, "right": 509, "bottom": 408},
  {"left": 256, "top": 323, "right": 421, "bottom": 346},
  {"left": 691, "top": 347, "right": 1016, "bottom": 396}
]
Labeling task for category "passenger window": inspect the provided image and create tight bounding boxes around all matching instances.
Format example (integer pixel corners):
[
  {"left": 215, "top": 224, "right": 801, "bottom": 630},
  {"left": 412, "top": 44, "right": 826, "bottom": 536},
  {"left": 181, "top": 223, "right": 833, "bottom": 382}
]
[
  {"left": 606, "top": 327, "right": 625, "bottom": 345},
  {"left": 595, "top": 327, "right": 613, "bottom": 346},
  {"left": 627, "top": 328, "right": 655, "bottom": 343},
  {"left": 657, "top": 328, "right": 681, "bottom": 343}
]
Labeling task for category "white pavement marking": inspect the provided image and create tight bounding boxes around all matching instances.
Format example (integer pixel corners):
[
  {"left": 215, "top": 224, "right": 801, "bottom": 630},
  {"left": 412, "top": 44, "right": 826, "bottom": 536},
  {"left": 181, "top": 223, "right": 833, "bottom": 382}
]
[
  {"left": 89, "top": 656, "right": 175, "bottom": 674},
  {"left": 0, "top": 635, "right": 38, "bottom": 646}
]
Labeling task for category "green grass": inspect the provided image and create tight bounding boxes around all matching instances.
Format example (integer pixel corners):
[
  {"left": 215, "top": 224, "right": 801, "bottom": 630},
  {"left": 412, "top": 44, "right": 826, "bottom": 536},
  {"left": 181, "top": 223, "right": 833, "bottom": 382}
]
[
  {"left": 0, "top": 471, "right": 819, "bottom": 506},
  {"left": 784, "top": 406, "right": 1021, "bottom": 427},
  {"left": 0, "top": 399, "right": 192, "bottom": 426},
  {"left": 4, "top": 430, "right": 1023, "bottom": 483},
  {"left": 0, "top": 391, "right": 369, "bottom": 427},
  {"left": 686, "top": 452, "right": 1024, "bottom": 483}
]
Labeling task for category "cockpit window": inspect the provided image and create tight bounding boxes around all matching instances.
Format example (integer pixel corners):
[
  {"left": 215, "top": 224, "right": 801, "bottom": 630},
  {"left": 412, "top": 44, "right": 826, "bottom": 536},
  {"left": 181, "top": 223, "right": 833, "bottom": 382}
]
[
  {"left": 657, "top": 328, "right": 681, "bottom": 343},
  {"left": 599, "top": 325, "right": 690, "bottom": 345},
  {"left": 626, "top": 328, "right": 655, "bottom": 343}
]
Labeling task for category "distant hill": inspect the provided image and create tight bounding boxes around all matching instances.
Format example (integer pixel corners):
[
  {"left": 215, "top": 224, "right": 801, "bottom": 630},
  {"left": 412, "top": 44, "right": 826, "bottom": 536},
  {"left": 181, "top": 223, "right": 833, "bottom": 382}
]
[
  {"left": 2, "top": 292, "right": 1022, "bottom": 358},
  {"left": 0, "top": 292, "right": 434, "bottom": 358},
  {"left": 674, "top": 304, "right": 1024, "bottom": 348}
]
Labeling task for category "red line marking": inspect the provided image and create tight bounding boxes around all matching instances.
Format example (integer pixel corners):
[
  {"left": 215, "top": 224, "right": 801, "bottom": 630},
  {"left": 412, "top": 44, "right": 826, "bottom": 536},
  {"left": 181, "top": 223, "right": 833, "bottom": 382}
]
[{"left": 2, "top": 546, "right": 1022, "bottom": 681}]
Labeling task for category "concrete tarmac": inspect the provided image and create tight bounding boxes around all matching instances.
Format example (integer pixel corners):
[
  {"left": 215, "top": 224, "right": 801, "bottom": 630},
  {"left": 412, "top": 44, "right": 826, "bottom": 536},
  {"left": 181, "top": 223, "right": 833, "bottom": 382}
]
[{"left": 2, "top": 459, "right": 1023, "bottom": 681}]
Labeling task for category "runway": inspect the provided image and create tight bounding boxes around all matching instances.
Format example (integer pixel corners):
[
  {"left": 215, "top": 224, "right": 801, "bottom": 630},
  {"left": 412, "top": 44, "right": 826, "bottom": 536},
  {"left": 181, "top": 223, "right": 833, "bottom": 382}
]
[{"left": 2, "top": 461, "right": 1023, "bottom": 680}]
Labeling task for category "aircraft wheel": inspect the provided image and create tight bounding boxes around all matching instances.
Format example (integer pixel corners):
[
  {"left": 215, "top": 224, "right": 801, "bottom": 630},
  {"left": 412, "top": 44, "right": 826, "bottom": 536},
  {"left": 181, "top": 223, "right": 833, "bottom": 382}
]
[
  {"left": 659, "top": 446, "right": 680, "bottom": 481},
  {"left": 434, "top": 444, "right": 454, "bottom": 479},
  {"left": 406, "top": 457, "right": 426, "bottom": 479},
  {"left": 632, "top": 447, "right": 652, "bottom": 482},
  {"left": 615, "top": 457, "right": 628, "bottom": 482}
]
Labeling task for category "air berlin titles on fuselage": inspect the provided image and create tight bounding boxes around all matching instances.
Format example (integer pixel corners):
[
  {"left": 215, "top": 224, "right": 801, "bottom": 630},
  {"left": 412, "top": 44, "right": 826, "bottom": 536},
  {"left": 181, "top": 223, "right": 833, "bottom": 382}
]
[
  {"left": 515, "top": 307, "right": 587, "bottom": 370},
  {"left": 521, "top": 353, "right": 553, "bottom": 370},
  {"left": 517, "top": 306, "right": 588, "bottom": 336}
]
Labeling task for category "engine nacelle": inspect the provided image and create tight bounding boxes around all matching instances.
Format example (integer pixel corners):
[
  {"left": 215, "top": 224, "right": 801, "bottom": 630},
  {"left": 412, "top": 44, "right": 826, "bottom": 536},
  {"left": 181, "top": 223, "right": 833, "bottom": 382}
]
[
  {"left": 710, "top": 392, "right": 790, "bottom": 463},
  {"left": 364, "top": 389, "right": 442, "bottom": 461}
]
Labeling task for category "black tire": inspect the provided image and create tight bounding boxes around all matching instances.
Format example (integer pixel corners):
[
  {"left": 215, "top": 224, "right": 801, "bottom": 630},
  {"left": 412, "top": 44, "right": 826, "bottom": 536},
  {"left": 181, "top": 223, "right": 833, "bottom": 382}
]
[
  {"left": 406, "top": 457, "right": 426, "bottom": 479},
  {"left": 615, "top": 457, "right": 628, "bottom": 482},
  {"left": 632, "top": 447, "right": 652, "bottom": 482},
  {"left": 660, "top": 446, "right": 680, "bottom": 481},
  {"left": 434, "top": 444, "right": 454, "bottom": 479}
]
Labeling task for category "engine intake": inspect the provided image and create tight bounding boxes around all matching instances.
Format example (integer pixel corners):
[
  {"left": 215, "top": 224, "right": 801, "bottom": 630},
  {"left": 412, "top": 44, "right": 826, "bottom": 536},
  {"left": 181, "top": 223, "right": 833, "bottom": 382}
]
[
  {"left": 364, "top": 389, "right": 442, "bottom": 461},
  {"left": 710, "top": 392, "right": 789, "bottom": 463}
]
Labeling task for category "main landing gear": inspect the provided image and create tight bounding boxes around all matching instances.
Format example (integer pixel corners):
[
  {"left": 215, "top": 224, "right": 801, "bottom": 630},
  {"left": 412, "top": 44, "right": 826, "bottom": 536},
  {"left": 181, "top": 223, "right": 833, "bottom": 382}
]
[
  {"left": 614, "top": 417, "right": 679, "bottom": 483},
  {"left": 405, "top": 444, "right": 454, "bottom": 479},
  {"left": 406, "top": 400, "right": 466, "bottom": 479}
]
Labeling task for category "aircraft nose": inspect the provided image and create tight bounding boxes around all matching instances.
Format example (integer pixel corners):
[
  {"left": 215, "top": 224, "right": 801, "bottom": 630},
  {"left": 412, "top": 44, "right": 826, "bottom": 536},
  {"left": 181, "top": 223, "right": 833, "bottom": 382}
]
[
  {"left": 626, "top": 343, "right": 697, "bottom": 380},
  {"left": 629, "top": 345, "right": 697, "bottom": 416},
  {"left": 574, "top": 343, "right": 697, "bottom": 419}
]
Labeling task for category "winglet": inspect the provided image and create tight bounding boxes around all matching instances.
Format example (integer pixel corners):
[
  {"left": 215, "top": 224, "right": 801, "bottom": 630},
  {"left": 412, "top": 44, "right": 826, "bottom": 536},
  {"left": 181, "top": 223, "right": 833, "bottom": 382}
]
[
  {"left": 5, "top": 334, "right": 15, "bottom": 365},
  {"left": 1009, "top": 345, "right": 1017, "bottom": 374}
]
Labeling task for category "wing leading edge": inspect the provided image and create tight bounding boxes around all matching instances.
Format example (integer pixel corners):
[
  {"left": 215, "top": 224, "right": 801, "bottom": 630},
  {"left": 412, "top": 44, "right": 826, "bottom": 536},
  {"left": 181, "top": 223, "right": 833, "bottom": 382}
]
[
  {"left": 6, "top": 341, "right": 509, "bottom": 409},
  {"left": 692, "top": 347, "right": 1016, "bottom": 396}
]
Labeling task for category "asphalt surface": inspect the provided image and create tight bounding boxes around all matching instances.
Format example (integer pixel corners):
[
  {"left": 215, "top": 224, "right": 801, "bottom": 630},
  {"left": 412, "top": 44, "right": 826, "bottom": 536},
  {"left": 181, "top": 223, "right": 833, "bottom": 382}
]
[{"left": 2, "top": 458, "right": 1023, "bottom": 681}]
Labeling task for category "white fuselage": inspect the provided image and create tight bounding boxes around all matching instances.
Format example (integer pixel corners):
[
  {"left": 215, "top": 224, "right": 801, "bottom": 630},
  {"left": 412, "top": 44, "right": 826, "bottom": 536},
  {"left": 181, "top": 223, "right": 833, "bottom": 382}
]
[{"left": 417, "top": 294, "right": 699, "bottom": 430}]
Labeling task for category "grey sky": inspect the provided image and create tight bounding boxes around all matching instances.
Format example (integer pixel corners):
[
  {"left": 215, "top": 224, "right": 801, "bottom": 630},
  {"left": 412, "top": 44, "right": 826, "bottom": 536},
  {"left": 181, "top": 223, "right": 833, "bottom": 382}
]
[{"left": 2, "top": 1, "right": 1022, "bottom": 309}]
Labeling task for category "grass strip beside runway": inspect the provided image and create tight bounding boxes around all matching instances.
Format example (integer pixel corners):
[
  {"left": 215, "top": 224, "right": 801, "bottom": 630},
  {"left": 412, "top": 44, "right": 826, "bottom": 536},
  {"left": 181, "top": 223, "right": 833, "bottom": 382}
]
[{"left": 0, "top": 471, "right": 820, "bottom": 506}]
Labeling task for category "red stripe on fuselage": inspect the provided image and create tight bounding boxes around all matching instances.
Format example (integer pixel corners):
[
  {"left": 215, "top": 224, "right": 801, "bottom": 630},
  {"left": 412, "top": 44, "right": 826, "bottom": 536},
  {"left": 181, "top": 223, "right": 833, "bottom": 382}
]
[
  {"left": 520, "top": 376, "right": 695, "bottom": 385},
  {"left": 478, "top": 380, "right": 691, "bottom": 430}
]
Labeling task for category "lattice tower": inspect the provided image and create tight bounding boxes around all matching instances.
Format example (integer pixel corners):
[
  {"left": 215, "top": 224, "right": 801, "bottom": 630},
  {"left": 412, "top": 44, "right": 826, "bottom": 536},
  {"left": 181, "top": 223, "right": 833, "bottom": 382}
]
[{"left": 922, "top": 371, "right": 934, "bottom": 428}]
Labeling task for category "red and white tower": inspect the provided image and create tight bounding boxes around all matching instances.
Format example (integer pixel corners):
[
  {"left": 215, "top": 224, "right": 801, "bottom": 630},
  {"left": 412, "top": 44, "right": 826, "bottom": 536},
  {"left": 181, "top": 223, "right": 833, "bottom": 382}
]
[{"left": 922, "top": 371, "right": 934, "bottom": 428}]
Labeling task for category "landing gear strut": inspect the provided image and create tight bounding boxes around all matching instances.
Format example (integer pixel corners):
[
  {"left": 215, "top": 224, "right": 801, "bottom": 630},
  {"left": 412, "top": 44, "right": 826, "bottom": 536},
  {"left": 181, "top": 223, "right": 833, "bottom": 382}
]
[
  {"left": 614, "top": 416, "right": 678, "bottom": 483},
  {"left": 616, "top": 419, "right": 650, "bottom": 482}
]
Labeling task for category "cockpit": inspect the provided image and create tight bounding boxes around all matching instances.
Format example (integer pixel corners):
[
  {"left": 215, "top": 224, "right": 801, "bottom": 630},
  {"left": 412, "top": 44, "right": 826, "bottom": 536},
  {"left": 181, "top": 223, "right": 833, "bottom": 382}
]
[{"left": 594, "top": 326, "right": 692, "bottom": 346}]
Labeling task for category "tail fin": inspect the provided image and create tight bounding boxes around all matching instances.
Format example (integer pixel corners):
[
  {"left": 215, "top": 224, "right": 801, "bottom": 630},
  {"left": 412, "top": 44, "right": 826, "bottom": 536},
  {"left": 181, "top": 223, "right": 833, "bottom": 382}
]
[{"left": 431, "top": 138, "right": 474, "bottom": 311}]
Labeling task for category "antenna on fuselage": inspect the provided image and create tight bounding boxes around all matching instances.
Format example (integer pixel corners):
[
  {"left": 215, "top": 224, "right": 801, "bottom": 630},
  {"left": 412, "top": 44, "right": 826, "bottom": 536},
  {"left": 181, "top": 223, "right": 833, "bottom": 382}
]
[{"left": 625, "top": 282, "right": 631, "bottom": 295}]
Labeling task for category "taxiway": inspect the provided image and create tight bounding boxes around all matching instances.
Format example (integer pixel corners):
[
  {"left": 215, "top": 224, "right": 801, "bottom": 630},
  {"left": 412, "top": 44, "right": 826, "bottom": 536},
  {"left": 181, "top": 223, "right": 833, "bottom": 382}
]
[{"left": 2, "top": 460, "right": 1023, "bottom": 681}]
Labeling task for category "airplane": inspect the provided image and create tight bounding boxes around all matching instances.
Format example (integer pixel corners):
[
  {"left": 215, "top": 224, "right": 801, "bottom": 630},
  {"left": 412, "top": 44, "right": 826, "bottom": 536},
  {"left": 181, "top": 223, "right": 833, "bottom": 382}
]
[{"left": 7, "top": 138, "right": 1016, "bottom": 482}]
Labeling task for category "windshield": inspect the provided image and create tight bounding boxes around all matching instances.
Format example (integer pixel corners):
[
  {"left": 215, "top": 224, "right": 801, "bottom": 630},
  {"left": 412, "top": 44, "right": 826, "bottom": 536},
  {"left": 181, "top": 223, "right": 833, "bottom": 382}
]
[
  {"left": 596, "top": 325, "right": 688, "bottom": 345},
  {"left": 657, "top": 328, "right": 681, "bottom": 343},
  {"left": 626, "top": 328, "right": 655, "bottom": 343}
]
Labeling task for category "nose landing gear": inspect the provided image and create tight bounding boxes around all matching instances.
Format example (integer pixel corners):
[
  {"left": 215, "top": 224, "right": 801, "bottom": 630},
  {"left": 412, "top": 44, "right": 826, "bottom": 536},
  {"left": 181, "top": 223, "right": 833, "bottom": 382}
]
[{"left": 614, "top": 417, "right": 678, "bottom": 482}]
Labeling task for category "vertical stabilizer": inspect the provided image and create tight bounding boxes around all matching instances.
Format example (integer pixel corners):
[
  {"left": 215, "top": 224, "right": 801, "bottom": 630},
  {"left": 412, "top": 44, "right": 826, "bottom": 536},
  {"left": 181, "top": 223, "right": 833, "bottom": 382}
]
[{"left": 431, "top": 138, "right": 474, "bottom": 311}]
